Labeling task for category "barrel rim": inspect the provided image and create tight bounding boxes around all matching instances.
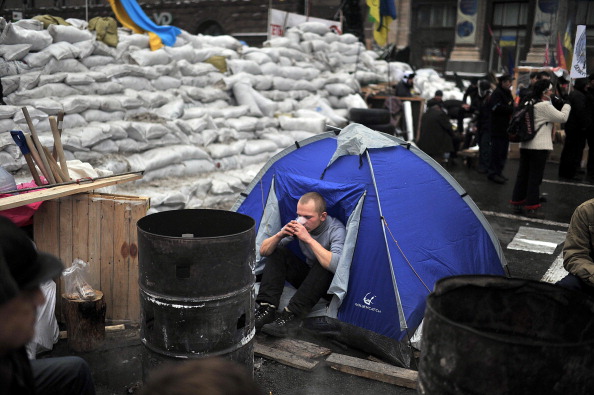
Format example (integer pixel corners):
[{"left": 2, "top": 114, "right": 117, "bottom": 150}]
[
  {"left": 425, "top": 275, "right": 594, "bottom": 347},
  {"left": 136, "top": 208, "right": 255, "bottom": 239}
]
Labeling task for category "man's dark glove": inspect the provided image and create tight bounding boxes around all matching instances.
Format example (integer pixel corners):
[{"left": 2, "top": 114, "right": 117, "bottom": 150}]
[{"left": 550, "top": 95, "right": 565, "bottom": 111}]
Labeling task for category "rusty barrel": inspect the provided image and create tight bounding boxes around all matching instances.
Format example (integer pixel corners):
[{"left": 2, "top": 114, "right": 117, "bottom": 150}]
[
  {"left": 418, "top": 275, "right": 594, "bottom": 394},
  {"left": 137, "top": 209, "right": 255, "bottom": 375}
]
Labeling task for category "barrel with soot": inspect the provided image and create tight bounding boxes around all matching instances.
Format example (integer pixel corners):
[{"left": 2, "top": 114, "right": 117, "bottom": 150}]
[
  {"left": 418, "top": 275, "right": 594, "bottom": 394},
  {"left": 137, "top": 209, "right": 255, "bottom": 374}
]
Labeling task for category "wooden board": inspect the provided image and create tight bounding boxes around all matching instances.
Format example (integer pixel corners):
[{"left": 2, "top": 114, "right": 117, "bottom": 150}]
[
  {"left": 0, "top": 173, "right": 142, "bottom": 210},
  {"left": 254, "top": 342, "right": 319, "bottom": 371},
  {"left": 255, "top": 335, "right": 332, "bottom": 360},
  {"left": 34, "top": 192, "right": 149, "bottom": 323},
  {"left": 326, "top": 353, "right": 418, "bottom": 390}
]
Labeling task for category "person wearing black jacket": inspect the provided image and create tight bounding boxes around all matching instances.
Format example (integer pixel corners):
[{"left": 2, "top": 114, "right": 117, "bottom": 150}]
[
  {"left": 475, "top": 80, "right": 493, "bottom": 173},
  {"left": 487, "top": 74, "right": 515, "bottom": 184},
  {"left": 559, "top": 78, "right": 590, "bottom": 180}
]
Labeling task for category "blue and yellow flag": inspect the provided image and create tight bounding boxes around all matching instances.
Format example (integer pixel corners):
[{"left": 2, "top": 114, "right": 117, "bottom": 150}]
[{"left": 367, "top": 0, "right": 397, "bottom": 46}]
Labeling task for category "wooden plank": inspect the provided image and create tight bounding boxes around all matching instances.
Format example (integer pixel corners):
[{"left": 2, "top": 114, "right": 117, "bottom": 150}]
[
  {"left": 72, "top": 194, "right": 89, "bottom": 270},
  {"left": 0, "top": 173, "right": 143, "bottom": 210},
  {"left": 112, "top": 201, "right": 129, "bottom": 321},
  {"left": 58, "top": 197, "right": 73, "bottom": 274},
  {"left": 100, "top": 198, "right": 115, "bottom": 321},
  {"left": 325, "top": 353, "right": 418, "bottom": 390},
  {"left": 256, "top": 335, "right": 332, "bottom": 360},
  {"left": 254, "top": 342, "right": 319, "bottom": 371},
  {"left": 87, "top": 195, "right": 102, "bottom": 291},
  {"left": 127, "top": 198, "right": 148, "bottom": 323}
]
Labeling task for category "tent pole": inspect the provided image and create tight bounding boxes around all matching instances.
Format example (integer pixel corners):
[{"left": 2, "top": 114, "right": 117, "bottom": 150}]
[{"left": 365, "top": 150, "right": 408, "bottom": 332}]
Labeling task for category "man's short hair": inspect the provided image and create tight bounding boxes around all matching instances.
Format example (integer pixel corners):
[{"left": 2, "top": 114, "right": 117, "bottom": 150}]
[
  {"left": 537, "top": 70, "right": 551, "bottom": 80},
  {"left": 299, "top": 192, "right": 327, "bottom": 214}
]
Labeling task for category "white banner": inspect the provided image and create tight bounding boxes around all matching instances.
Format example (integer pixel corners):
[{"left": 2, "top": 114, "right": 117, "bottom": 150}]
[
  {"left": 570, "top": 25, "right": 587, "bottom": 78},
  {"left": 268, "top": 9, "right": 342, "bottom": 40}
]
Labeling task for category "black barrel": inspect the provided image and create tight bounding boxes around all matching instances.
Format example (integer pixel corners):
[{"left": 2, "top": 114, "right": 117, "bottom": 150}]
[
  {"left": 137, "top": 209, "right": 255, "bottom": 375},
  {"left": 418, "top": 275, "right": 594, "bottom": 394}
]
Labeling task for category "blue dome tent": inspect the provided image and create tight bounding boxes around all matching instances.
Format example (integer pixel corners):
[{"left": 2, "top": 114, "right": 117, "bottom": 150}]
[{"left": 232, "top": 124, "right": 507, "bottom": 352}]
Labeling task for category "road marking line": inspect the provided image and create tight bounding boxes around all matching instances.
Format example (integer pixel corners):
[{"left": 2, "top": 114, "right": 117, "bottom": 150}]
[
  {"left": 481, "top": 210, "right": 569, "bottom": 228},
  {"left": 507, "top": 226, "right": 566, "bottom": 254},
  {"left": 541, "top": 253, "right": 567, "bottom": 284},
  {"left": 543, "top": 178, "right": 594, "bottom": 187}
]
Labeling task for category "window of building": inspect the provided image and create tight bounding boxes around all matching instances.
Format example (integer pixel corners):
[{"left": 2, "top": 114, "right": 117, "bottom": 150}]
[
  {"left": 417, "top": 5, "right": 457, "bottom": 28},
  {"left": 489, "top": 1, "right": 529, "bottom": 75}
]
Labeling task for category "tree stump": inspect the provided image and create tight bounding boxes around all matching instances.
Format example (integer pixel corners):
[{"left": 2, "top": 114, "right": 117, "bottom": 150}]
[{"left": 62, "top": 290, "right": 106, "bottom": 352}]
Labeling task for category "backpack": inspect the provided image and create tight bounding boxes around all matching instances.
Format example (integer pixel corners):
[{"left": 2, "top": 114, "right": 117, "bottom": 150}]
[{"left": 507, "top": 100, "right": 543, "bottom": 143}]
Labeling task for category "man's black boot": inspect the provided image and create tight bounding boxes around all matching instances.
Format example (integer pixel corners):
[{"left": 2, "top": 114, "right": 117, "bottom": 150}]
[
  {"left": 255, "top": 303, "right": 276, "bottom": 332},
  {"left": 261, "top": 309, "right": 300, "bottom": 338}
]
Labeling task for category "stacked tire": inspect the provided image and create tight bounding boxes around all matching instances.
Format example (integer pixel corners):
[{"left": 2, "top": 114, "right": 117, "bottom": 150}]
[{"left": 348, "top": 108, "right": 395, "bottom": 135}]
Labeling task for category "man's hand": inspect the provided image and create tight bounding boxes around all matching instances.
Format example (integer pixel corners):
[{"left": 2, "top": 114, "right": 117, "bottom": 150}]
[{"left": 286, "top": 221, "right": 311, "bottom": 243}]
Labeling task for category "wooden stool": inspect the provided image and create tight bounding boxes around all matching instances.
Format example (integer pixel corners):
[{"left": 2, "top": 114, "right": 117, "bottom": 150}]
[{"left": 62, "top": 290, "right": 106, "bottom": 352}]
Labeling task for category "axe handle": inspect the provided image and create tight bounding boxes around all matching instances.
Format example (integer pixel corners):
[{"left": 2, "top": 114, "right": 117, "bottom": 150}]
[
  {"left": 52, "top": 111, "right": 65, "bottom": 160},
  {"left": 24, "top": 133, "right": 52, "bottom": 183},
  {"left": 42, "top": 146, "right": 67, "bottom": 183},
  {"left": 49, "top": 116, "right": 70, "bottom": 180},
  {"left": 24, "top": 153, "right": 43, "bottom": 186}
]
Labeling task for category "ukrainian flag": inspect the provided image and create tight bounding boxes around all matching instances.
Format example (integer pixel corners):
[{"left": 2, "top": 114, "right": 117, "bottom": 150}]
[{"left": 367, "top": 0, "right": 397, "bottom": 46}]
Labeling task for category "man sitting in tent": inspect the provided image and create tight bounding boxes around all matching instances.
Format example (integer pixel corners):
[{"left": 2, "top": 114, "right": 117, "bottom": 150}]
[{"left": 255, "top": 192, "right": 346, "bottom": 337}]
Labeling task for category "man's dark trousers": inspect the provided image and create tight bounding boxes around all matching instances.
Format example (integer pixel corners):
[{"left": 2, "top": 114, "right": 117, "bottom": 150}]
[
  {"left": 488, "top": 136, "right": 509, "bottom": 177},
  {"left": 256, "top": 246, "right": 333, "bottom": 318}
]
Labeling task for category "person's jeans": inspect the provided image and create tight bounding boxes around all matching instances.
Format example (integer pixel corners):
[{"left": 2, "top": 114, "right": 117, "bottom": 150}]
[
  {"left": 556, "top": 273, "right": 594, "bottom": 299},
  {"left": 256, "top": 246, "right": 334, "bottom": 318},
  {"left": 31, "top": 356, "right": 95, "bottom": 395}
]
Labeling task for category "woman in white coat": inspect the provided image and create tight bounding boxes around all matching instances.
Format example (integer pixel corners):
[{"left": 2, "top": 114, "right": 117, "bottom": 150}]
[{"left": 510, "top": 79, "right": 571, "bottom": 217}]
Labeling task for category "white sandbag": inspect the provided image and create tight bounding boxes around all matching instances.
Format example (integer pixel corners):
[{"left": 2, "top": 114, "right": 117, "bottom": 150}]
[
  {"left": 240, "top": 151, "right": 271, "bottom": 167},
  {"left": 193, "top": 47, "right": 238, "bottom": 62},
  {"left": 177, "top": 59, "right": 218, "bottom": 76},
  {"left": 11, "top": 83, "right": 80, "bottom": 102},
  {"left": 133, "top": 145, "right": 210, "bottom": 171},
  {"left": 0, "top": 43, "right": 31, "bottom": 60},
  {"left": 210, "top": 173, "right": 244, "bottom": 194},
  {"left": 154, "top": 98, "right": 185, "bottom": 120},
  {"left": 1, "top": 75, "right": 19, "bottom": 95},
  {"left": 233, "top": 82, "right": 262, "bottom": 117},
  {"left": 227, "top": 59, "right": 262, "bottom": 75},
  {"left": 184, "top": 117, "right": 209, "bottom": 133},
  {"left": 117, "top": 76, "right": 153, "bottom": 91},
  {"left": 18, "top": 72, "right": 40, "bottom": 90},
  {"left": 0, "top": 105, "right": 18, "bottom": 119},
  {"left": 259, "top": 131, "right": 295, "bottom": 148},
  {"left": 139, "top": 91, "right": 171, "bottom": 108},
  {"left": 223, "top": 71, "right": 257, "bottom": 89},
  {"left": 178, "top": 86, "right": 229, "bottom": 103},
  {"left": 0, "top": 23, "right": 52, "bottom": 51},
  {"left": 12, "top": 18, "right": 43, "bottom": 31},
  {"left": 207, "top": 140, "right": 246, "bottom": 159},
  {"left": 279, "top": 116, "right": 325, "bottom": 134},
  {"left": 293, "top": 79, "right": 317, "bottom": 92},
  {"left": 46, "top": 41, "right": 82, "bottom": 60},
  {"left": 0, "top": 60, "right": 31, "bottom": 77},
  {"left": 66, "top": 125, "right": 111, "bottom": 147},
  {"left": 272, "top": 76, "right": 295, "bottom": 92},
  {"left": 142, "top": 163, "right": 186, "bottom": 182},
  {"left": 38, "top": 73, "right": 66, "bottom": 86},
  {"left": 19, "top": 98, "right": 62, "bottom": 115},
  {"left": 47, "top": 58, "right": 89, "bottom": 74},
  {"left": 164, "top": 44, "right": 196, "bottom": 62},
  {"left": 299, "top": 22, "right": 330, "bottom": 35},
  {"left": 152, "top": 76, "right": 182, "bottom": 90},
  {"left": 182, "top": 159, "right": 216, "bottom": 175},
  {"left": 65, "top": 72, "right": 94, "bottom": 85},
  {"left": 48, "top": 24, "right": 93, "bottom": 43},
  {"left": 62, "top": 95, "right": 92, "bottom": 113},
  {"left": 203, "top": 35, "right": 242, "bottom": 50},
  {"left": 119, "top": 33, "right": 150, "bottom": 49},
  {"left": 243, "top": 50, "right": 273, "bottom": 65},
  {"left": 180, "top": 107, "right": 206, "bottom": 120},
  {"left": 127, "top": 48, "right": 171, "bottom": 66},
  {"left": 215, "top": 105, "right": 250, "bottom": 119},
  {"left": 226, "top": 116, "right": 259, "bottom": 132},
  {"left": 243, "top": 139, "right": 278, "bottom": 156},
  {"left": 342, "top": 93, "right": 368, "bottom": 109},
  {"left": 117, "top": 94, "right": 143, "bottom": 109},
  {"left": 69, "top": 40, "right": 93, "bottom": 60},
  {"left": 82, "top": 55, "right": 114, "bottom": 68},
  {"left": 325, "top": 83, "right": 356, "bottom": 96},
  {"left": 22, "top": 49, "right": 53, "bottom": 68},
  {"left": 82, "top": 109, "right": 125, "bottom": 123},
  {"left": 115, "top": 138, "right": 147, "bottom": 153},
  {"left": 89, "top": 81, "right": 124, "bottom": 95},
  {"left": 339, "top": 33, "right": 359, "bottom": 44},
  {"left": 179, "top": 75, "right": 211, "bottom": 88},
  {"left": 62, "top": 113, "right": 88, "bottom": 129},
  {"left": 91, "top": 139, "right": 119, "bottom": 153},
  {"left": 256, "top": 118, "right": 279, "bottom": 130}
]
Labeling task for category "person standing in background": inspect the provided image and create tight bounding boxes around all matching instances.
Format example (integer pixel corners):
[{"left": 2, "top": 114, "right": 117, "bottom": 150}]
[
  {"left": 475, "top": 79, "right": 493, "bottom": 174},
  {"left": 487, "top": 74, "right": 515, "bottom": 184},
  {"left": 558, "top": 78, "right": 591, "bottom": 181}
]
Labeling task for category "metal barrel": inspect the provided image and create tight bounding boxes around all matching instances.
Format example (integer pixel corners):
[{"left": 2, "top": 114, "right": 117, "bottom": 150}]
[
  {"left": 418, "top": 275, "right": 594, "bottom": 394},
  {"left": 137, "top": 209, "right": 256, "bottom": 376}
]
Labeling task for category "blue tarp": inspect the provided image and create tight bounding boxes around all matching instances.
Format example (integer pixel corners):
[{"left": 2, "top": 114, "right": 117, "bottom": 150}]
[
  {"left": 234, "top": 124, "right": 506, "bottom": 341},
  {"left": 119, "top": 0, "right": 181, "bottom": 46}
]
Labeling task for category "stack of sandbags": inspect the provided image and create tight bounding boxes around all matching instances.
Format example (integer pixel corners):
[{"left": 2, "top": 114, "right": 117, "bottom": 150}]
[{"left": 0, "top": 17, "right": 460, "bottom": 211}]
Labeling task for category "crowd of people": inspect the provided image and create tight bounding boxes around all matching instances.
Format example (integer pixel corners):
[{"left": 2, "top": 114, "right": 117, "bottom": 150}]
[{"left": 414, "top": 69, "right": 594, "bottom": 219}]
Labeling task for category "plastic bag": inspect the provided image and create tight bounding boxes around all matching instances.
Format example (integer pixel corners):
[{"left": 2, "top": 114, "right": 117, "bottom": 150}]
[{"left": 62, "top": 259, "right": 96, "bottom": 300}]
